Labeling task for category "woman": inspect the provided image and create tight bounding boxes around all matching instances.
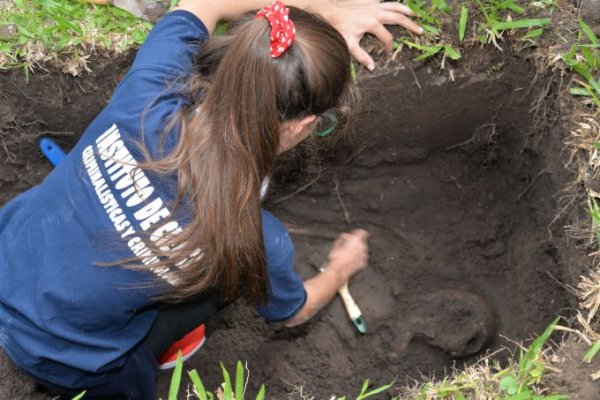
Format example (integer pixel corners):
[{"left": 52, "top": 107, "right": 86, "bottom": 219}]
[{"left": 0, "top": 1, "right": 420, "bottom": 398}]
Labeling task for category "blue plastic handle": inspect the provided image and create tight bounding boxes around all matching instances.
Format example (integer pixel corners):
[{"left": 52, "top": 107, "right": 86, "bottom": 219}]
[{"left": 39, "top": 138, "right": 66, "bottom": 167}]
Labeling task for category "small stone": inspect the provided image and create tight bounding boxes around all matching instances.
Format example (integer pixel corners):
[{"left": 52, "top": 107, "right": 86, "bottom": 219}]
[{"left": 0, "top": 23, "right": 17, "bottom": 40}]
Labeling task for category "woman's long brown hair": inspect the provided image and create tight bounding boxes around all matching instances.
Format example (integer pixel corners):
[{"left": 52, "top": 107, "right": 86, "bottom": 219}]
[{"left": 137, "top": 8, "right": 354, "bottom": 305}]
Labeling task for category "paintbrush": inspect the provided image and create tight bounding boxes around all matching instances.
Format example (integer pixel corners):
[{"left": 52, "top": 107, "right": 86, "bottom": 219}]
[
  {"left": 286, "top": 224, "right": 367, "bottom": 334},
  {"left": 317, "top": 264, "right": 367, "bottom": 335}
]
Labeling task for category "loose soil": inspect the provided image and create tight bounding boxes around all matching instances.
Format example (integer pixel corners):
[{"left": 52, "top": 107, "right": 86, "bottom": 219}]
[{"left": 0, "top": 44, "right": 586, "bottom": 398}]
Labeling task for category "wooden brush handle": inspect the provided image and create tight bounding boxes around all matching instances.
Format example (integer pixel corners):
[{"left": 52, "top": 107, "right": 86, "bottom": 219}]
[{"left": 338, "top": 283, "right": 362, "bottom": 320}]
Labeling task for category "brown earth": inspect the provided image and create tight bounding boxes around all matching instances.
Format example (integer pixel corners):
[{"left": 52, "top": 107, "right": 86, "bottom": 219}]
[{"left": 0, "top": 32, "right": 591, "bottom": 400}]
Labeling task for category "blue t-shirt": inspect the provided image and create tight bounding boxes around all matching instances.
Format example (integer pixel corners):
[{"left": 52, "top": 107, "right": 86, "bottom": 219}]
[{"left": 0, "top": 11, "right": 306, "bottom": 388}]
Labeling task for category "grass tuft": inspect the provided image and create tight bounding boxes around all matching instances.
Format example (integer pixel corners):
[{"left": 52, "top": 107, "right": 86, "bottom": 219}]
[
  {"left": 399, "top": 319, "right": 567, "bottom": 399},
  {"left": 563, "top": 19, "right": 600, "bottom": 110},
  {"left": 392, "top": 0, "right": 552, "bottom": 67},
  {"left": 0, "top": 0, "right": 151, "bottom": 74}
]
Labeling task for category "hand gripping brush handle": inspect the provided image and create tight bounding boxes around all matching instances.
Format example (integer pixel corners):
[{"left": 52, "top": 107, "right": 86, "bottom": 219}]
[{"left": 319, "top": 265, "right": 367, "bottom": 335}]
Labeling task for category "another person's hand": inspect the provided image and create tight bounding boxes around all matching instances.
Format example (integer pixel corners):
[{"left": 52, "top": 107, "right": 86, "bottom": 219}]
[
  {"left": 327, "top": 228, "right": 369, "bottom": 280},
  {"left": 322, "top": 0, "right": 423, "bottom": 71}
]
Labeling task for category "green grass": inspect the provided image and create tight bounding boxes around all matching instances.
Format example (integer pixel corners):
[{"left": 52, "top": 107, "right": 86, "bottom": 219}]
[
  {"left": 71, "top": 391, "right": 86, "bottom": 400},
  {"left": 413, "top": 318, "right": 568, "bottom": 400},
  {"left": 583, "top": 340, "right": 600, "bottom": 363},
  {"left": 587, "top": 197, "right": 600, "bottom": 244},
  {"left": 392, "top": 0, "right": 553, "bottom": 65},
  {"left": 0, "top": 0, "right": 151, "bottom": 73},
  {"left": 158, "top": 352, "right": 395, "bottom": 400},
  {"left": 161, "top": 354, "right": 266, "bottom": 400},
  {"left": 1, "top": 0, "right": 556, "bottom": 74},
  {"left": 458, "top": 5, "right": 469, "bottom": 42},
  {"left": 563, "top": 19, "right": 600, "bottom": 110},
  {"left": 334, "top": 379, "right": 395, "bottom": 400},
  {"left": 495, "top": 317, "right": 566, "bottom": 399},
  {"left": 473, "top": 0, "right": 551, "bottom": 47},
  {"left": 404, "top": 0, "right": 451, "bottom": 36},
  {"left": 393, "top": 0, "right": 460, "bottom": 63},
  {"left": 398, "top": 39, "right": 461, "bottom": 62}
]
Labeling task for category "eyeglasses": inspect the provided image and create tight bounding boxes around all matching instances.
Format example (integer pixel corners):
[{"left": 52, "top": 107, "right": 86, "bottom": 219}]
[{"left": 313, "top": 111, "right": 338, "bottom": 137}]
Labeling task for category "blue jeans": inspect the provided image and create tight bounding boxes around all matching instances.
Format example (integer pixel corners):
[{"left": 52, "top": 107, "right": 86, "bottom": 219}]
[
  {"left": 37, "top": 344, "right": 158, "bottom": 400},
  {"left": 39, "top": 292, "right": 224, "bottom": 399}
]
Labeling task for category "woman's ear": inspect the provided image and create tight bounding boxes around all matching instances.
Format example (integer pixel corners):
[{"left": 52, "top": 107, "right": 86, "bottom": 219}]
[
  {"left": 279, "top": 115, "right": 317, "bottom": 153},
  {"left": 286, "top": 115, "right": 317, "bottom": 135}
]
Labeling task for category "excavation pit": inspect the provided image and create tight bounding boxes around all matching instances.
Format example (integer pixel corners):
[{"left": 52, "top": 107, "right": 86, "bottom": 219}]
[
  {"left": 0, "top": 48, "right": 576, "bottom": 399},
  {"left": 174, "top": 55, "right": 573, "bottom": 397}
]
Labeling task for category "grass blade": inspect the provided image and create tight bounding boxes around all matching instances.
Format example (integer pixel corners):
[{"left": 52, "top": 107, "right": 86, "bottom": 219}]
[
  {"left": 563, "top": 44, "right": 579, "bottom": 66},
  {"left": 459, "top": 5, "right": 468, "bottom": 42},
  {"left": 579, "top": 19, "right": 599, "bottom": 44},
  {"left": 444, "top": 45, "right": 461, "bottom": 60},
  {"left": 584, "top": 341, "right": 600, "bottom": 362},
  {"left": 357, "top": 382, "right": 394, "bottom": 400},
  {"left": 421, "top": 23, "right": 441, "bottom": 36},
  {"left": 590, "top": 78, "right": 600, "bottom": 97},
  {"left": 522, "top": 28, "right": 544, "bottom": 40},
  {"left": 414, "top": 45, "right": 443, "bottom": 61},
  {"left": 168, "top": 352, "right": 184, "bottom": 400},
  {"left": 255, "top": 385, "right": 266, "bottom": 400},
  {"left": 571, "top": 62, "right": 593, "bottom": 81},
  {"left": 189, "top": 369, "right": 211, "bottom": 400},
  {"left": 503, "top": 2, "right": 524, "bottom": 14},
  {"left": 492, "top": 18, "right": 551, "bottom": 30},
  {"left": 360, "top": 379, "right": 370, "bottom": 394},
  {"left": 401, "top": 40, "right": 430, "bottom": 51},
  {"left": 235, "top": 361, "right": 245, "bottom": 400},
  {"left": 220, "top": 362, "right": 234, "bottom": 400},
  {"left": 521, "top": 317, "right": 560, "bottom": 374},
  {"left": 581, "top": 47, "right": 598, "bottom": 68},
  {"left": 71, "top": 392, "right": 87, "bottom": 400},
  {"left": 570, "top": 86, "right": 591, "bottom": 96}
]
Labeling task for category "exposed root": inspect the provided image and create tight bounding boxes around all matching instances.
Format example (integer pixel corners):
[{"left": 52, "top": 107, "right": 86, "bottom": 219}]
[
  {"left": 333, "top": 175, "right": 351, "bottom": 226},
  {"left": 283, "top": 380, "right": 315, "bottom": 400},
  {"left": 271, "top": 164, "right": 324, "bottom": 205},
  {"left": 446, "top": 122, "right": 497, "bottom": 152},
  {"left": 516, "top": 168, "right": 548, "bottom": 202}
]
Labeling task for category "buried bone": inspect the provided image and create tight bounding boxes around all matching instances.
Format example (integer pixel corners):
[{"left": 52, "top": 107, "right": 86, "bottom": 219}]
[{"left": 394, "top": 289, "right": 496, "bottom": 359}]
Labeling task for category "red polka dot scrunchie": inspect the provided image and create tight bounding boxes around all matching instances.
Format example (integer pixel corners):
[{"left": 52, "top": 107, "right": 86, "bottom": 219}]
[{"left": 255, "top": 1, "right": 296, "bottom": 58}]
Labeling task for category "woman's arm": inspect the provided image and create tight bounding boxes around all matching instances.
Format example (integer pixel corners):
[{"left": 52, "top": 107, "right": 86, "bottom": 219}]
[
  {"left": 285, "top": 229, "right": 369, "bottom": 327},
  {"left": 175, "top": 0, "right": 421, "bottom": 70}
]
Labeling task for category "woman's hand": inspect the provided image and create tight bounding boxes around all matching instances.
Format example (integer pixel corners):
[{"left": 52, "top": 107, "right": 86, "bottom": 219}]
[
  {"left": 327, "top": 229, "right": 369, "bottom": 281},
  {"left": 320, "top": 0, "right": 423, "bottom": 71},
  {"left": 177, "top": 0, "right": 421, "bottom": 69},
  {"left": 285, "top": 228, "right": 369, "bottom": 327}
]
